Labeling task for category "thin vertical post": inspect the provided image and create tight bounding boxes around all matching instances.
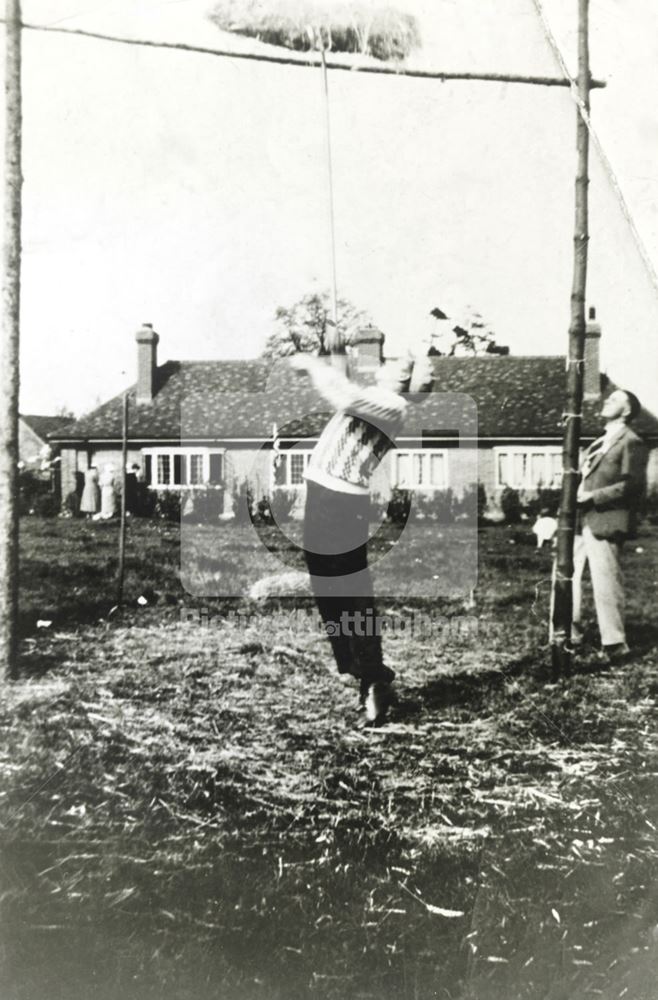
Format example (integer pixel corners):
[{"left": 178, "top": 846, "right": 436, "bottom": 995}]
[
  {"left": 0, "top": 0, "right": 23, "bottom": 679},
  {"left": 320, "top": 46, "right": 339, "bottom": 333},
  {"left": 551, "top": 0, "right": 591, "bottom": 676},
  {"left": 116, "top": 392, "right": 128, "bottom": 607},
  {"left": 319, "top": 44, "right": 346, "bottom": 370}
]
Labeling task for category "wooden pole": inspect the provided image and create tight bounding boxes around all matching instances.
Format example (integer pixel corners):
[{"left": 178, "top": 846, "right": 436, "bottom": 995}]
[
  {"left": 116, "top": 392, "right": 128, "bottom": 607},
  {"left": 318, "top": 44, "right": 348, "bottom": 373},
  {"left": 0, "top": 20, "right": 607, "bottom": 90},
  {"left": 320, "top": 45, "right": 340, "bottom": 343},
  {"left": 0, "top": 0, "right": 22, "bottom": 679},
  {"left": 551, "top": 0, "right": 590, "bottom": 677}
]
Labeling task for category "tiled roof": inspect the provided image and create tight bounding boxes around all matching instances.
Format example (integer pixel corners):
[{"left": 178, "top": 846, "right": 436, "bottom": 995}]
[
  {"left": 427, "top": 356, "right": 658, "bottom": 439},
  {"left": 50, "top": 356, "right": 658, "bottom": 443},
  {"left": 21, "top": 414, "right": 75, "bottom": 440}
]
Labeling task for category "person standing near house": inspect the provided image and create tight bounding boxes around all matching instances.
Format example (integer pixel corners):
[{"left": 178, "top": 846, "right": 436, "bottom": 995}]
[
  {"left": 124, "top": 463, "right": 141, "bottom": 515},
  {"left": 80, "top": 465, "right": 100, "bottom": 518},
  {"left": 573, "top": 388, "right": 648, "bottom": 661},
  {"left": 290, "top": 344, "right": 433, "bottom": 725},
  {"left": 99, "top": 464, "right": 117, "bottom": 519}
]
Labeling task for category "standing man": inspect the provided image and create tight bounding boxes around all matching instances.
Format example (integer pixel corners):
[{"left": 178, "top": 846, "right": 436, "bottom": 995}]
[
  {"left": 573, "top": 388, "right": 647, "bottom": 661},
  {"left": 290, "top": 346, "right": 433, "bottom": 725}
]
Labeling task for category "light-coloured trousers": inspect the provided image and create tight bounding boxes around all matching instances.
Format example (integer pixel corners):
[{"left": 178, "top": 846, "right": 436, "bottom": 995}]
[{"left": 572, "top": 524, "right": 626, "bottom": 647}]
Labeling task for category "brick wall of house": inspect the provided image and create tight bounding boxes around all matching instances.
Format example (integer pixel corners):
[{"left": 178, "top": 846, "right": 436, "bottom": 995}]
[
  {"left": 60, "top": 439, "right": 657, "bottom": 520},
  {"left": 59, "top": 447, "right": 79, "bottom": 499}
]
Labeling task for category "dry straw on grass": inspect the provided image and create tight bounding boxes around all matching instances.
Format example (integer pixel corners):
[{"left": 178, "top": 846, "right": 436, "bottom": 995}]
[{"left": 208, "top": 0, "right": 421, "bottom": 61}]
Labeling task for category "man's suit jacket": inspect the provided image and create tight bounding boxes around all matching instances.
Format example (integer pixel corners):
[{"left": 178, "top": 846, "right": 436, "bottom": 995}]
[{"left": 580, "top": 425, "right": 647, "bottom": 540}]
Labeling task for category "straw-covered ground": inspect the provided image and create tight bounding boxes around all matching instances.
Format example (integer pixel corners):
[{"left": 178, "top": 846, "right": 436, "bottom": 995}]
[{"left": 1, "top": 517, "right": 658, "bottom": 1000}]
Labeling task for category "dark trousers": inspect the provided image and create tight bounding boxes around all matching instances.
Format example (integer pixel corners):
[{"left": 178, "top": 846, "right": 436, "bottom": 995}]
[{"left": 303, "top": 480, "right": 392, "bottom": 685}]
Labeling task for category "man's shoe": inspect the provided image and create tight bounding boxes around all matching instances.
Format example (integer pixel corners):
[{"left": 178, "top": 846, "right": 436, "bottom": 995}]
[
  {"left": 364, "top": 682, "right": 394, "bottom": 726},
  {"left": 571, "top": 625, "right": 585, "bottom": 650},
  {"left": 359, "top": 667, "right": 395, "bottom": 711},
  {"left": 598, "top": 642, "right": 630, "bottom": 666}
]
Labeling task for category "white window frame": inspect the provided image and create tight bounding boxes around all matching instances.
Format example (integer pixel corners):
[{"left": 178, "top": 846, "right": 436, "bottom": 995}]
[
  {"left": 271, "top": 447, "right": 315, "bottom": 489},
  {"left": 392, "top": 449, "right": 449, "bottom": 490},
  {"left": 142, "top": 447, "right": 225, "bottom": 489},
  {"left": 494, "top": 446, "right": 562, "bottom": 490}
]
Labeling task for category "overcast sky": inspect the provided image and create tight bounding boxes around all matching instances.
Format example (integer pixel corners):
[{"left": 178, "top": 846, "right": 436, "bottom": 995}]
[{"left": 3, "top": 0, "right": 658, "bottom": 417}]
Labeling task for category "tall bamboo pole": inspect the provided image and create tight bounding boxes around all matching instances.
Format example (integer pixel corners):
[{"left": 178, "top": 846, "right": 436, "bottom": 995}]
[
  {"left": 318, "top": 42, "right": 348, "bottom": 373},
  {"left": 320, "top": 45, "right": 339, "bottom": 342},
  {"left": 551, "top": 0, "right": 590, "bottom": 676},
  {"left": 0, "top": 0, "right": 22, "bottom": 679},
  {"left": 116, "top": 392, "right": 128, "bottom": 607}
]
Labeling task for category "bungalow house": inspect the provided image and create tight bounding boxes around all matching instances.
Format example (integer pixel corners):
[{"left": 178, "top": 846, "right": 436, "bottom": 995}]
[
  {"left": 50, "top": 319, "right": 658, "bottom": 514},
  {"left": 19, "top": 414, "right": 73, "bottom": 472}
]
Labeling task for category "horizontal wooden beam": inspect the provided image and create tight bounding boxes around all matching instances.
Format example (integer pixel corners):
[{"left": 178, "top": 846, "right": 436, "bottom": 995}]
[{"left": 5, "top": 20, "right": 607, "bottom": 89}]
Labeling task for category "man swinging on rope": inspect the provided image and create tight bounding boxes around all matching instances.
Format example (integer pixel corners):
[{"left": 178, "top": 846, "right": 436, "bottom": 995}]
[{"left": 289, "top": 342, "right": 434, "bottom": 726}]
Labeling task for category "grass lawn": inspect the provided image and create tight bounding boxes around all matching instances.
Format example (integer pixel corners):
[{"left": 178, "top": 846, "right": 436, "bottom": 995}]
[{"left": 1, "top": 516, "right": 658, "bottom": 1000}]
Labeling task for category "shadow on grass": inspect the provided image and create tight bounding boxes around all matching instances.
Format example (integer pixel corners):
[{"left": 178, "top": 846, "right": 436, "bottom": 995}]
[
  {"left": 628, "top": 620, "right": 658, "bottom": 656},
  {"left": 396, "top": 657, "right": 532, "bottom": 721}
]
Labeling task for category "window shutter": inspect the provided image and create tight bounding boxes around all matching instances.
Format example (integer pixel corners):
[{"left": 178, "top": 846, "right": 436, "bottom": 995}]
[
  {"left": 174, "top": 454, "right": 183, "bottom": 485},
  {"left": 209, "top": 453, "right": 223, "bottom": 485},
  {"left": 144, "top": 454, "right": 152, "bottom": 485}
]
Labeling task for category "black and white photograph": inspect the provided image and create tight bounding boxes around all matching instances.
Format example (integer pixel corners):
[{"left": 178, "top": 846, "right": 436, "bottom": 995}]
[{"left": 1, "top": 1, "right": 658, "bottom": 997}]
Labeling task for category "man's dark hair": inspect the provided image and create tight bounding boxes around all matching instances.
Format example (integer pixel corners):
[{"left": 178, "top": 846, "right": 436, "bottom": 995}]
[{"left": 623, "top": 390, "right": 641, "bottom": 422}]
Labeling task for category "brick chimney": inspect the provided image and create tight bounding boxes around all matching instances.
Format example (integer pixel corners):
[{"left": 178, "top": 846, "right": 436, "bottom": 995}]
[
  {"left": 348, "top": 325, "right": 384, "bottom": 372},
  {"left": 584, "top": 306, "right": 601, "bottom": 401},
  {"left": 135, "top": 323, "right": 159, "bottom": 404}
]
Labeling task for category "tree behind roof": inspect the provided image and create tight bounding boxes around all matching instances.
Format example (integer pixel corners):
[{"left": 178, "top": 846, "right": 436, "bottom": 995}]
[{"left": 263, "top": 290, "right": 369, "bottom": 358}]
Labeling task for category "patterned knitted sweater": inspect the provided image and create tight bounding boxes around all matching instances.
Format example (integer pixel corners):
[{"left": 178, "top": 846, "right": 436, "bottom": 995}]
[{"left": 303, "top": 362, "right": 408, "bottom": 495}]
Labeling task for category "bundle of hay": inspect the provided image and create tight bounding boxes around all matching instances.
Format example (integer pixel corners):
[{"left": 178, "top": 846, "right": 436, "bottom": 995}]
[
  {"left": 208, "top": 0, "right": 420, "bottom": 61},
  {"left": 249, "top": 570, "right": 312, "bottom": 601}
]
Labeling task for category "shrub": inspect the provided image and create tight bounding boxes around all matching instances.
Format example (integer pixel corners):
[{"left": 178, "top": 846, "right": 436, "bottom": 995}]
[
  {"left": 18, "top": 469, "right": 54, "bottom": 516},
  {"left": 477, "top": 484, "right": 488, "bottom": 522},
  {"left": 270, "top": 489, "right": 298, "bottom": 523},
  {"left": 31, "top": 492, "right": 60, "bottom": 517},
  {"left": 133, "top": 481, "right": 156, "bottom": 517},
  {"left": 525, "top": 487, "right": 561, "bottom": 520},
  {"left": 386, "top": 488, "right": 411, "bottom": 525},
  {"left": 61, "top": 489, "right": 80, "bottom": 518},
  {"left": 501, "top": 486, "right": 522, "bottom": 524},
  {"left": 155, "top": 491, "right": 182, "bottom": 522},
  {"left": 254, "top": 495, "right": 274, "bottom": 525},
  {"left": 184, "top": 487, "right": 224, "bottom": 524},
  {"left": 370, "top": 493, "right": 389, "bottom": 524},
  {"left": 232, "top": 480, "right": 255, "bottom": 525}
]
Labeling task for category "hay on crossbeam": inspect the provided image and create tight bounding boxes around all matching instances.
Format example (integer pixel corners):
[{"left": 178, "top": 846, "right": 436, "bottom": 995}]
[{"left": 208, "top": 0, "right": 420, "bottom": 61}]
